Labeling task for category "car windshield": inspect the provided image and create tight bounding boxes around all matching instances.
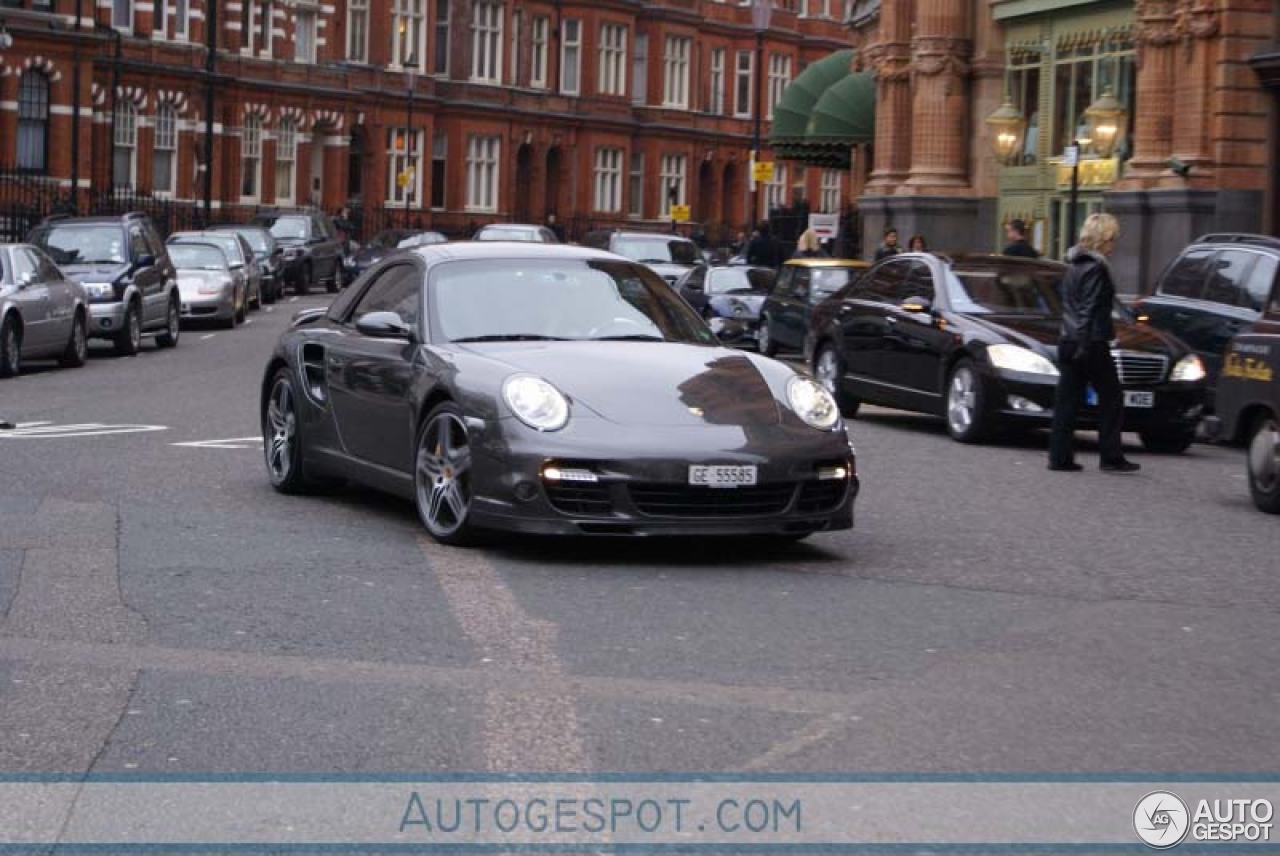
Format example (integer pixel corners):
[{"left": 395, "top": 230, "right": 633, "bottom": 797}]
[
  {"left": 266, "top": 217, "right": 310, "bottom": 240},
  {"left": 176, "top": 235, "right": 241, "bottom": 264},
  {"left": 810, "top": 268, "right": 859, "bottom": 297},
  {"left": 432, "top": 259, "right": 715, "bottom": 344},
  {"left": 169, "top": 244, "right": 227, "bottom": 270},
  {"left": 477, "top": 227, "right": 541, "bottom": 242},
  {"left": 400, "top": 232, "right": 447, "bottom": 248},
  {"left": 946, "top": 265, "right": 1065, "bottom": 315},
  {"left": 30, "top": 224, "right": 127, "bottom": 266},
  {"left": 611, "top": 237, "right": 701, "bottom": 266},
  {"left": 707, "top": 267, "right": 775, "bottom": 295},
  {"left": 228, "top": 229, "right": 270, "bottom": 252}
]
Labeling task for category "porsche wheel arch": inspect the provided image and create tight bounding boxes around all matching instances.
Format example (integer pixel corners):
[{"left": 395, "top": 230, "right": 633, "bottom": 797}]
[
  {"left": 261, "top": 356, "right": 290, "bottom": 414},
  {"left": 416, "top": 389, "right": 455, "bottom": 435},
  {"left": 1235, "top": 404, "right": 1276, "bottom": 446}
]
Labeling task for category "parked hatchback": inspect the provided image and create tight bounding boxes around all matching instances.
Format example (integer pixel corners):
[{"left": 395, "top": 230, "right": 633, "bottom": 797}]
[
  {"left": 1134, "top": 234, "right": 1280, "bottom": 402},
  {"left": 758, "top": 258, "right": 869, "bottom": 357}
]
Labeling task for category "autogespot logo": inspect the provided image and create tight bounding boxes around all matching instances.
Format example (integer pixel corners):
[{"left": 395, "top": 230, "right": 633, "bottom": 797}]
[{"left": 1135, "top": 791, "right": 1191, "bottom": 849}]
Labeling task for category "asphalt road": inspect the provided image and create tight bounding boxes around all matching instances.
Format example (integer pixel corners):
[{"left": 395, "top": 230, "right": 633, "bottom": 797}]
[{"left": 1, "top": 297, "right": 1276, "bottom": 788}]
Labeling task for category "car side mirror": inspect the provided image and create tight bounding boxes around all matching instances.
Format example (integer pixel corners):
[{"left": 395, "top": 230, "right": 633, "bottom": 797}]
[
  {"left": 355, "top": 311, "right": 416, "bottom": 341},
  {"left": 17, "top": 270, "right": 38, "bottom": 288},
  {"left": 900, "top": 296, "right": 933, "bottom": 314},
  {"left": 133, "top": 253, "right": 157, "bottom": 270}
]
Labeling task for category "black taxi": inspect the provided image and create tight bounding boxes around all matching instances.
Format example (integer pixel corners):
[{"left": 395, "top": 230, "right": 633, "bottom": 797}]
[{"left": 1204, "top": 300, "right": 1280, "bottom": 513}]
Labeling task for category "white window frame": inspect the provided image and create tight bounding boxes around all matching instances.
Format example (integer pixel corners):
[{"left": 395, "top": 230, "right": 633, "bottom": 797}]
[
  {"left": 659, "top": 153, "right": 687, "bottom": 208},
  {"left": 430, "top": 132, "right": 447, "bottom": 209},
  {"left": 275, "top": 118, "right": 297, "bottom": 203},
  {"left": 597, "top": 23, "right": 627, "bottom": 97},
  {"left": 662, "top": 35, "right": 691, "bottom": 109},
  {"left": 465, "top": 135, "right": 500, "bottom": 212},
  {"left": 593, "top": 147, "right": 623, "bottom": 213},
  {"left": 628, "top": 151, "right": 644, "bottom": 218},
  {"left": 763, "top": 162, "right": 788, "bottom": 212},
  {"left": 470, "top": 0, "right": 503, "bottom": 84},
  {"left": 530, "top": 15, "right": 548, "bottom": 88},
  {"left": 708, "top": 48, "right": 725, "bottom": 115},
  {"left": 560, "top": 18, "right": 581, "bottom": 95},
  {"left": 293, "top": 6, "right": 317, "bottom": 63},
  {"left": 631, "top": 33, "right": 648, "bottom": 105},
  {"left": 112, "top": 0, "right": 131, "bottom": 30},
  {"left": 347, "top": 0, "right": 369, "bottom": 62},
  {"left": 393, "top": 0, "right": 425, "bottom": 69},
  {"left": 509, "top": 11, "right": 520, "bottom": 85},
  {"left": 734, "top": 49, "right": 753, "bottom": 118},
  {"left": 386, "top": 127, "right": 423, "bottom": 205},
  {"left": 152, "top": 102, "right": 177, "bottom": 195},
  {"left": 112, "top": 101, "right": 138, "bottom": 189},
  {"left": 154, "top": 0, "right": 167, "bottom": 39},
  {"left": 433, "top": 0, "right": 450, "bottom": 75},
  {"left": 240, "top": 115, "right": 263, "bottom": 201},
  {"left": 173, "top": 0, "right": 188, "bottom": 40},
  {"left": 246, "top": 0, "right": 273, "bottom": 57},
  {"left": 767, "top": 53, "right": 792, "bottom": 120},
  {"left": 819, "top": 168, "right": 841, "bottom": 213}
]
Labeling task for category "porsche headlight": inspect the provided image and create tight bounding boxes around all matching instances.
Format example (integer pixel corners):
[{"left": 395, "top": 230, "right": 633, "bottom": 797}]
[
  {"left": 1171, "top": 354, "right": 1207, "bottom": 382},
  {"left": 83, "top": 282, "right": 114, "bottom": 299},
  {"left": 988, "top": 343, "right": 1060, "bottom": 377},
  {"left": 503, "top": 374, "right": 570, "bottom": 431},
  {"left": 788, "top": 375, "right": 840, "bottom": 431}
]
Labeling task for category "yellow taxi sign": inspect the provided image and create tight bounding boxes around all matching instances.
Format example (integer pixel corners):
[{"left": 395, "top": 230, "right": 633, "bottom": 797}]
[
  {"left": 669, "top": 204, "right": 692, "bottom": 223},
  {"left": 752, "top": 161, "right": 775, "bottom": 182}
]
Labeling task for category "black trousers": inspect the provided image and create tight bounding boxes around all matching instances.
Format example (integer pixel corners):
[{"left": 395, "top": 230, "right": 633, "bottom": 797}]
[{"left": 1048, "top": 340, "right": 1125, "bottom": 466}]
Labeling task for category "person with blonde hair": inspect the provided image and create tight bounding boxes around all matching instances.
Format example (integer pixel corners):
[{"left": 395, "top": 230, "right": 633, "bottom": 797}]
[
  {"left": 793, "top": 228, "right": 821, "bottom": 258},
  {"left": 1047, "top": 212, "right": 1140, "bottom": 473}
]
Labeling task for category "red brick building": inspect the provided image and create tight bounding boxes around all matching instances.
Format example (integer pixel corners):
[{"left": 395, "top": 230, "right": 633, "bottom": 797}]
[{"left": 0, "top": 0, "right": 853, "bottom": 240}]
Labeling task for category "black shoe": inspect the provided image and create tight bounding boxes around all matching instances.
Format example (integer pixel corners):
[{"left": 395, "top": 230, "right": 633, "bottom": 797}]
[
  {"left": 1100, "top": 460, "right": 1141, "bottom": 473},
  {"left": 1047, "top": 462, "right": 1083, "bottom": 472}
]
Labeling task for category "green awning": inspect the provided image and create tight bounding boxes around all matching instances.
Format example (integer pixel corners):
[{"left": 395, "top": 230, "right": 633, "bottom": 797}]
[{"left": 769, "top": 51, "right": 875, "bottom": 169}]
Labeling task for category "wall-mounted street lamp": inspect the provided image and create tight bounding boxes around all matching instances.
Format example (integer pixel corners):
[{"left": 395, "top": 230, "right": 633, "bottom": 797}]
[
  {"left": 985, "top": 96, "right": 1026, "bottom": 165},
  {"left": 1084, "top": 87, "right": 1126, "bottom": 160}
]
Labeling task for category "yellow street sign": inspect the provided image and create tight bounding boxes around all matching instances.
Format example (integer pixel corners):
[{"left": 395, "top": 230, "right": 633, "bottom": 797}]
[
  {"left": 669, "top": 204, "right": 691, "bottom": 223},
  {"left": 752, "top": 161, "right": 775, "bottom": 182},
  {"left": 396, "top": 169, "right": 414, "bottom": 188}
]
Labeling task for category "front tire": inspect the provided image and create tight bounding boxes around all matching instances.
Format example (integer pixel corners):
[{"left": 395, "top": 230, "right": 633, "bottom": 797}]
[
  {"left": 813, "top": 343, "right": 860, "bottom": 417},
  {"left": 758, "top": 315, "right": 778, "bottom": 357},
  {"left": 156, "top": 298, "right": 180, "bottom": 349},
  {"left": 1247, "top": 413, "right": 1280, "bottom": 514},
  {"left": 0, "top": 314, "right": 21, "bottom": 378},
  {"left": 114, "top": 300, "right": 142, "bottom": 356},
  {"left": 234, "top": 286, "right": 247, "bottom": 324},
  {"left": 297, "top": 263, "right": 313, "bottom": 296},
  {"left": 263, "top": 368, "right": 310, "bottom": 494},
  {"left": 1138, "top": 427, "right": 1195, "bottom": 454},
  {"left": 414, "top": 402, "right": 479, "bottom": 546},
  {"left": 327, "top": 264, "right": 343, "bottom": 294},
  {"left": 945, "top": 359, "right": 993, "bottom": 443},
  {"left": 59, "top": 312, "right": 89, "bottom": 367}
]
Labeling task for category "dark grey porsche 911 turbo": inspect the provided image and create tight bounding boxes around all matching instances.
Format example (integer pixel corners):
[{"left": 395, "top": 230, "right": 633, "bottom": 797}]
[{"left": 260, "top": 242, "right": 858, "bottom": 544}]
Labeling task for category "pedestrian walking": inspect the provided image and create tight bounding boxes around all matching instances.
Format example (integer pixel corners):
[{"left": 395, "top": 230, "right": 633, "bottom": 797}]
[
  {"left": 746, "top": 221, "right": 782, "bottom": 268},
  {"left": 873, "top": 227, "right": 902, "bottom": 261},
  {"left": 908, "top": 234, "right": 928, "bottom": 252},
  {"left": 1002, "top": 219, "right": 1040, "bottom": 258},
  {"left": 1047, "top": 213, "right": 1140, "bottom": 473}
]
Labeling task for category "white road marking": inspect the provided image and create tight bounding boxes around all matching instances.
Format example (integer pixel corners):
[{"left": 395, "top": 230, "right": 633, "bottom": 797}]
[
  {"left": 244, "top": 319, "right": 253, "bottom": 326},
  {"left": 201, "top": 334, "right": 217, "bottom": 340},
  {"left": 0, "top": 423, "right": 168, "bottom": 439},
  {"left": 264, "top": 307, "right": 274, "bottom": 313},
  {"left": 15, "top": 422, "right": 52, "bottom": 429},
  {"left": 288, "top": 297, "right": 299, "bottom": 303},
  {"left": 172, "top": 436, "right": 263, "bottom": 450}
]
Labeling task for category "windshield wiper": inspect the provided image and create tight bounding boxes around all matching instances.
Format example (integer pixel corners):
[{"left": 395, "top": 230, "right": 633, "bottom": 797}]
[
  {"left": 590, "top": 334, "right": 666, "bottom": 342},
  {"left": 452, "top": 334, "right": 571, "bottom": 343}
]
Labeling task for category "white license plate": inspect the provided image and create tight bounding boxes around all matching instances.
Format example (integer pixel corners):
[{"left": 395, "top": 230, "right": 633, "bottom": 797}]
[
  {"left": 688, "top": 464, "right": 758, "bottom": 488},
  {"left": 1124, "top": 390, "right": 1155, "bottom": 408}
]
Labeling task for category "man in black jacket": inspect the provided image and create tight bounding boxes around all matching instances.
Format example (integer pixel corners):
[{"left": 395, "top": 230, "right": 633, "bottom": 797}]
[
  {"left": 746, "top": 221, "right": 781, "bottom": 268},
  {"left": 1002, "top": 219, "right": 1040, "bottom": 258},
  {"left": 1047, "top": 213, "right": 1140, "bottom": 473}
]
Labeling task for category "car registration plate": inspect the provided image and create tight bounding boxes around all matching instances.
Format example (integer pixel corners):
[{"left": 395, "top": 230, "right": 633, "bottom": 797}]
[
  {"left": 1124, "top": 390, "right": 1155, "bottom": 408},
  {"left": 689, "top": 465, "right": 758, "bottom": 488}
]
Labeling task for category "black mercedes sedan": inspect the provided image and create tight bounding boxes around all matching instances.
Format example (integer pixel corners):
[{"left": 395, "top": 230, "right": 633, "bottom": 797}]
[
  {"left": 805, "top": 253, "right": 1210, "bottom": 451},
  {"left": 262, "top": 242, "right": 857, "bottom": 544}
]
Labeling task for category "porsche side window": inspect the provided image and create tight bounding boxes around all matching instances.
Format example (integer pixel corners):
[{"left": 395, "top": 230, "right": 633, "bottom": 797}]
[{"left": 353, "top": 264, "right": 421, "bottom": 326}]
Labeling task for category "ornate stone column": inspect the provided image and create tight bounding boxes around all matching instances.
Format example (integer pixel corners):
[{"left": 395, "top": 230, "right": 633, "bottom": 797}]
[
  {"left": 862, "top": 0, "right": 912, "bottom": 195},
  {"left": 903, "top": 0, "right": 973, "bottom": 193},
  {"left": 1118, "top": 0, "right": 1180, "bottom": 186},
  {"left": 1168, "top": 0, "right": 1219, "bottom": 187}
]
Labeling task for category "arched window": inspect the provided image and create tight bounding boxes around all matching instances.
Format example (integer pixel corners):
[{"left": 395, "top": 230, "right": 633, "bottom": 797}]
[
  {"left": 17, "top": 71, "right": 51, "bottom": 173},
  {"left": 113, "top": 100, "right": 139, "bottom": 189}
]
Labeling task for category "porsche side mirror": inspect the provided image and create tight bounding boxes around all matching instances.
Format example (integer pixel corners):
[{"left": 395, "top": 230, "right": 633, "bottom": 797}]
[
  {"left": 355, "top": 311, "right": 416, "bottom": 341},
  {"left": 900, "top": 296, "right": 933, "bottom": 314}
]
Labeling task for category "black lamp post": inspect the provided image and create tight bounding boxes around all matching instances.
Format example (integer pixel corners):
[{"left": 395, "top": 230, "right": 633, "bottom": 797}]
[
  {"left": 749, "top": 0, "right": 770, "bottom": 228},
  {"left": 95, "top": 22, "right": 122, "bottom": 197},
  {"left": 70, "top": 0, "right": 83, "bottom": 212},
  {"left": 202, "top": 0, "right": 217, "bottom": 224}
]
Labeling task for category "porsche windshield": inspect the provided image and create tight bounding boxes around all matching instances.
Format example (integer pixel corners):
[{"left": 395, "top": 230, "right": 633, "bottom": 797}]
[
  {"left": 432, "top": 259, "right": 715, "bottom": 344},
  {"left": 946, "top": 265, "right": 1065, "bottom": 315}
]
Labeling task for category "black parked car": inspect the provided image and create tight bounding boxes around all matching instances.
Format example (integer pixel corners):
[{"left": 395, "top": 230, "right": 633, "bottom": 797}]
[
  {"left": 345, "top": 229, "right": 447, "bottom": 280},
  {"left": 1134, "top": 234, "right": 1280, "bottom": 402},
  {"left": 27, "top": 212, "right": 181, "bottom": 355},
  {"left": 208, "top": 224, "right": 284, "bottom": 304},
  {"left": 260, "top": 243, "right": 856, "bottom": 545},
  {"left": 252, "top": 212, "right": 345, "bottom": 294},
  {"left": 757, "top": 259, "right": 869, "bottom": 357},
  {"left": 1203, "top": 302, "right": 1280, "bottom": 512},
  {"left": 675, "top": 265, "right": 776, "bottom": 348},
  {"left": 805, "top": 253, "right": 1210, "bottom": 450}
]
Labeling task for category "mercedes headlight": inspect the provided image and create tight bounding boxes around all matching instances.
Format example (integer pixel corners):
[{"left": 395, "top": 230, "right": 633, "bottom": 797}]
[
  {"left": 83, "top": 282, "right": 114, "bottom": 299},
  {"left": 503, "top": 375, "right": 570, "bottom": 431},
  {"left": 988, "top": 343, "right": 1060, "bottom": 377},
  {"left": 1171, "top": 354, "right": 1207, "bottom": 382},
  {"left": 788, "top": 375, "right": 840, "bottom": 431}
]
